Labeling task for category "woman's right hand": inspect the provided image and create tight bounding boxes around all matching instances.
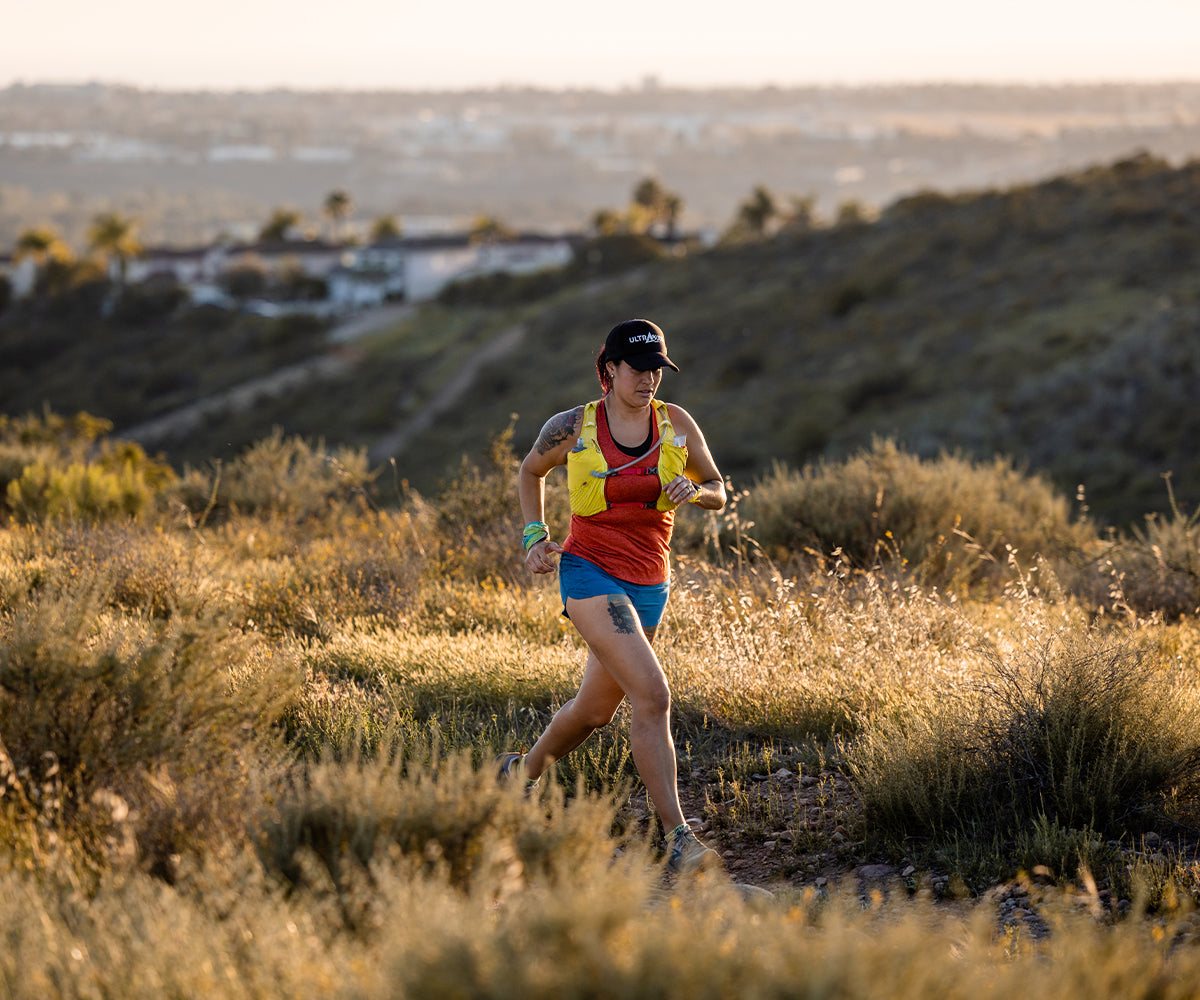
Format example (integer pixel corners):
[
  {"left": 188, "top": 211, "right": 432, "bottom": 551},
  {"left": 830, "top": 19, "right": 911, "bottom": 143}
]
[{"left": 525, "top": 538, "right": 564, "bottom": 574}]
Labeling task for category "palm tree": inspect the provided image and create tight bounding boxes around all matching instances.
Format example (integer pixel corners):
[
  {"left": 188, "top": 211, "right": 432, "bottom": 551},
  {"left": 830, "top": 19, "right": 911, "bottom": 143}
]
[
  {"left": 12, "top": 226, "right": 74, "bottom": 299},
  {"left": 87, "top": 212, "right": 141, "bottom": 287},
  {"left": 323, "top": 189, "right": 353, "bottom": 242},
  {"left": 836, "top": 200, "right": 868, "bottom": 226},
  {"left": 737, "top": 185, "right": 778, "bottom": 237},
  {"left": 369, "top": 214, "right": 402, "bottom": 242},
  {"left": 784, "top": 195, "right": 817, "bottom": 232},
  {"left": 663, "top": 193, "right": 684, "bottom": 240},
  {"left": 14, "top": 226, "right": 73, "bottom": 267},
  {"left": 469, "top": 214, "right": 515, "bottom": 245},
  {"left": 633, "top": 176, "right": 666, "bottom": 216},
  {"left": 589, "top": 209, "right": 620, "bottom": 237},
  {"left": 631, "top": 175, "right": 682, "bottom": 235},
  {"left": 259, "top": 207, "right": 301, "bottom": 242}
]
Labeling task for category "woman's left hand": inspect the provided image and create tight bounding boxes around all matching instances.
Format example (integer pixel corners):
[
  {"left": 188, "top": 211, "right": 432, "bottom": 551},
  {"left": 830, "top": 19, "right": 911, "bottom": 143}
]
[{"left": 666, "top": 475, "right": 702, "bottom": 507}]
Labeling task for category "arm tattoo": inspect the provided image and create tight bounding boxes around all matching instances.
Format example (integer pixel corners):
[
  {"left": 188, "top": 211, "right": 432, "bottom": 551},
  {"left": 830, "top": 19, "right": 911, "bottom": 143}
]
[
  {"left": 535, "top": 407, "right": 583, "bottom": 455},
  {"left": 606, "top": 596, "right": 641, "bottom": 635}
]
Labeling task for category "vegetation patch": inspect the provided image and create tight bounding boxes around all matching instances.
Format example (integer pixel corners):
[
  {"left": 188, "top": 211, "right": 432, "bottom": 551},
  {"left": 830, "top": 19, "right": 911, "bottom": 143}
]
[{"left": 3, "top": 362, "right": 1200, "bottom": 990}]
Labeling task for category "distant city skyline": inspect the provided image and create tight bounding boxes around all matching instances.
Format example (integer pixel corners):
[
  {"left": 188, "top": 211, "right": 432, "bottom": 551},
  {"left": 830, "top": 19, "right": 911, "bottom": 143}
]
[{"left": 5, "top": 0, "right": 1200, "bottom": 92}]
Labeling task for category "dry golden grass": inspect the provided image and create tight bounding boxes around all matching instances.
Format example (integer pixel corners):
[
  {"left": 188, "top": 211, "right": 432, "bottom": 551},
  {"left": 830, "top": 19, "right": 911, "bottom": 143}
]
[{"left": 4, "top": 420, "right": 1200, "bottom": 996}]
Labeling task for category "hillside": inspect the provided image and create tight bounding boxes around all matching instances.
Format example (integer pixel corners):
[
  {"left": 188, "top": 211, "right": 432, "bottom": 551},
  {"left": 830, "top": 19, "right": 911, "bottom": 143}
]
[
  {"left": 4, "top": 151, "right": 1200, "bottom": 526},
  {"left": 413, "top": 152, "right": 1200, "bottom": 528}
]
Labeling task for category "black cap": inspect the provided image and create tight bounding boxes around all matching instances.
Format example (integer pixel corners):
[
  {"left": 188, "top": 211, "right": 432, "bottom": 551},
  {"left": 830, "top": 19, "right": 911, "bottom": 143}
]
[{"left": 604, "top": 319, "right": 679, "bottom": 372}]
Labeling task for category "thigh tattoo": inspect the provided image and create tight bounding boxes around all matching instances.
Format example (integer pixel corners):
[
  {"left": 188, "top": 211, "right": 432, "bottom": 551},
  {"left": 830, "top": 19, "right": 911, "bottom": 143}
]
[{"left": 605, "top": 596, "right": 640, "bottom": 635}]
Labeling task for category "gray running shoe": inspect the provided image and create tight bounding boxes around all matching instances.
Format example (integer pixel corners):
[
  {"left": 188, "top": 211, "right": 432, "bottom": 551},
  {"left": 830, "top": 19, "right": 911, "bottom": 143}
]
[
  {"left": 666, "top": 825, "right": 720, "bottom": 875},
  {"left": 495, "top": 752, "right": 541, "bottom": 797},
  {"left": 495, "top": 752, "right": 525, "bottom": 782}
]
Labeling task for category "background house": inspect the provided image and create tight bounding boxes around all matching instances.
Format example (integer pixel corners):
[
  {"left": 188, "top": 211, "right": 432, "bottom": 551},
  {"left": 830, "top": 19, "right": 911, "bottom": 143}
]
[
  {"left": 331, "top": 232, "right": 577, "bottom": 307},
  {"left": 226, "top": 238, "right": 352, "bottom": 279},
  {"left": 124, "top": 244, "right": 229, "bottom": 286},
  {"left": 2, "top": 229, "right": 580, "bottom": 313},
  {"left": 0, "top": 254, "right": 36, "bottom": 299}
]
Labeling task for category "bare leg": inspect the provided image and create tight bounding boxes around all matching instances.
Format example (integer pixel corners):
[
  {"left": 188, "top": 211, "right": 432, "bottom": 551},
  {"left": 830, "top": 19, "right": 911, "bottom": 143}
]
[
  {"left": 524, "top": 647, "right": 625, "bottom": 779},
  {"left": 531, "top": 593, "right": 685, "bottom": 832}
]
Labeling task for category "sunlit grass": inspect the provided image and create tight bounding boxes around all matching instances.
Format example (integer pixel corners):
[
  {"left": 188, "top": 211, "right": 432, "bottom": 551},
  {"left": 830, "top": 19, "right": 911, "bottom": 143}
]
[{"left": 5, "top": 419, "right": 1200, "bottom": 995}]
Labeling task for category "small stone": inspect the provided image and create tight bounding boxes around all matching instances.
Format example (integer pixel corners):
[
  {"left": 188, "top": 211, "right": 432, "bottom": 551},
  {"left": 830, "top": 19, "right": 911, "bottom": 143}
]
[
  {"left": 764, "top": 840, "right": 777, "bottom": 849},
  {"left": 735, "top": 883, "right": 776, "bottom": 905},
  {"left": 1144, "top": 831, "right": 1162, "bottom": 848},
  {"left": 800, "top": 775, "right": 819, "bottom": 787},
  {"left": 752, "top": 773, "right": 769, "bottom": 782},
  {"left": 816, "top": 877, "right": 828, "bottom": 888},
  {"left": 772, "top": 768, "right": 794, "bottom": 781},
  {"left": 902, "top": 865, "right": 916, "bottom": 878},
  {"left": 859, "top": 864, "right": 896, "bottom": 880}
]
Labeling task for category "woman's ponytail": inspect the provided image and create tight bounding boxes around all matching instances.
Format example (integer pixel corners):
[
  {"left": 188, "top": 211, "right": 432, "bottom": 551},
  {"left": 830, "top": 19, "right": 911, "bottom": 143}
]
[{"left": 596, "top": 348, "right": 613, "bottom": 394}]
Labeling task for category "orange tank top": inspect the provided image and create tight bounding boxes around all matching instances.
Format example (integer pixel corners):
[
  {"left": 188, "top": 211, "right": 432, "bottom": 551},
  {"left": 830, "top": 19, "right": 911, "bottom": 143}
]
[{"left": 562, "top": 400, "right": 674, "bottom": 585}]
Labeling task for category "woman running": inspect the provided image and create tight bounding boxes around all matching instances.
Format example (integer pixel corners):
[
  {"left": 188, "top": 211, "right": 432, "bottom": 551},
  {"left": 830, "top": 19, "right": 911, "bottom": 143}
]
[{"left": 500, "top": 318, "right": 726, "bottom": 874}]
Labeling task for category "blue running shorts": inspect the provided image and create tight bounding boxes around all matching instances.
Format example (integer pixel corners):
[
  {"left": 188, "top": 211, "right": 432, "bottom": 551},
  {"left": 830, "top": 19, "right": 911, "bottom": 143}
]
[{"left": 558, "top": 552, "right": 671, "bottom": 628}]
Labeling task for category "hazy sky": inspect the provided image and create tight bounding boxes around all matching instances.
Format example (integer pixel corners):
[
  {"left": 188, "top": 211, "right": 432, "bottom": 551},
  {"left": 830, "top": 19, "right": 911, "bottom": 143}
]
[{"left": 4, "top": 0, "right": 1199, "bottom": 91}]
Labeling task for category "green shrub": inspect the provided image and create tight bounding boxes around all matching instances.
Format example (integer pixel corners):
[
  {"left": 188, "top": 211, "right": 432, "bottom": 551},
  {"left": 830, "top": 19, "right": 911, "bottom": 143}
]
[
  {"left": 29, "top": 520, "right": 233, "bottom": 621},
  {"left": 255, "top": 741, "right": 627, "bottom": 931},
  {"left": 0, "top": 410, "right": 113, "bottom": 458},
  {"left": 1104, "top": 476, "right": 1200, "bottom": 618},
  {"left": 6, "top": 457, "right": 153, "bottom": 522},
  {"left": 0, "top": 581, "right": 300, "bottom": 875},
  {"left": 739, "top": 439, "right": 1095, "bottom": 591},
  {"left": 971, "top": 634, "right": 1200, "bottom": 829},
  {"left": 0, "top": 412, "right": 176, "bottom": 524},
  {"left": 1011, "top": 814, "right": 1117, "bottom": 881},
  {"left": 570, "top": 233, "right": 664, "bottom": 275},
  {"left": 172, "top": 428, "right": 371, "bottom": 523},
  {"left": 848, "top": 629, "right": 1200, "bottom": 862},
  {"left": 842, "top": 693, "right": 986, "bottom": 838},
  {"left": 109, "top": 281, "right": 188, "bottom": 325}
]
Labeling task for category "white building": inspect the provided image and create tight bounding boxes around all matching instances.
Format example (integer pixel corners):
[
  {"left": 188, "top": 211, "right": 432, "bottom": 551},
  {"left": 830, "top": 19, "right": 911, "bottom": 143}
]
[
  {"left": 475, "top": 234, "right": 575, "bottom": 279},
  {"left": 227, "top": 238, "right": 352, "bottom": 279},
  {"left": 124, "top": 244, "right": 229, "bottom": 286},
  {"left": 400, "top": 235, "right": 486, "bottom": 302},
  {"left": 336, "top": 232, "right": 577, "bottom": 305},
  {"left": 326, "top": 266, "right": 391, "bottom": 310},
  {"left": 1, "top": 230, "right": 578, "bottom": 313},
  {"left": 0, "top": 254, "right": 37, "bottom": 299}
]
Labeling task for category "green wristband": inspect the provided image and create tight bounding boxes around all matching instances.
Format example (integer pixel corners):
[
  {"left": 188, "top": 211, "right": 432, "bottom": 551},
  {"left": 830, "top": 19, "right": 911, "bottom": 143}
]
[{"left": 523, "top": 521, "right": 549, "bottom": 551}]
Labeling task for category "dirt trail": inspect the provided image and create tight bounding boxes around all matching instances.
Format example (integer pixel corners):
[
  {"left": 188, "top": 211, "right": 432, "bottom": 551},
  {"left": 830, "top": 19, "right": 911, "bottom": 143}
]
[
  {"left": 121, "top": 308, "right": 527, "bottom": 464},
  {"left": 121, "top": 354, "right": 354, "bottom": 444},
  {"left": 368, "top": 323, "right": 526, "bottom": 463},
  {"left": 121, "top": 304, "right": 414, "bottom": 445}
]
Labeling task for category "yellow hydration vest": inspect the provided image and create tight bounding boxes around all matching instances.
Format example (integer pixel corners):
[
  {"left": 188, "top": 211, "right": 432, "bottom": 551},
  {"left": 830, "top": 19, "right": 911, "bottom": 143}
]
[{"left": 567, "top": 399, "right": 689, "bottom": 517}]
